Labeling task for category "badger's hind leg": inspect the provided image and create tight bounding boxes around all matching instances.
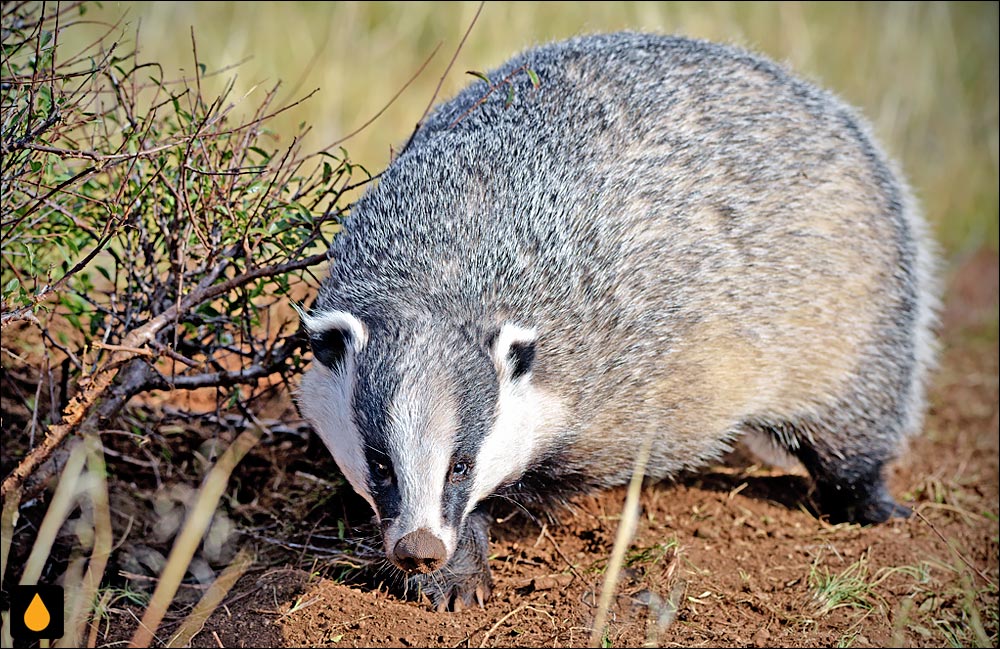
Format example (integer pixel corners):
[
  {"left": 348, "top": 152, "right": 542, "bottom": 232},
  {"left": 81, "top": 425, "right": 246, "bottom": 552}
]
[
  {"left": 794, "top": 437, "right": 912, "bottom": 525},
  {"left": 406, "top": 509, "right": 493, "bottom": 611},
  {"left": 747, "top": 407, "right": 912, "bottom": 525}
]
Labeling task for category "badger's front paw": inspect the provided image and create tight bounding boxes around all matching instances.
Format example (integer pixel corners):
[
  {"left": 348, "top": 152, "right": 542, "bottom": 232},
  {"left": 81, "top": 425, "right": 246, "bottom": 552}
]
[
  {"left": 815, "top": 474, "right": 912, "bottom": 526},
  {"left": 408, "top": 566, "right": 493, "bottom": 612},
  {"left": 407, "top": 510, "right": 493, "bottom": 612}
]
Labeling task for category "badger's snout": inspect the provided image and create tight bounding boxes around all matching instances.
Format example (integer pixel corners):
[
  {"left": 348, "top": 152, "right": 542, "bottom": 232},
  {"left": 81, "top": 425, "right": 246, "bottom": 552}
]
[{"left": 390, "top": 527, "right": 447, "bottom": 574}]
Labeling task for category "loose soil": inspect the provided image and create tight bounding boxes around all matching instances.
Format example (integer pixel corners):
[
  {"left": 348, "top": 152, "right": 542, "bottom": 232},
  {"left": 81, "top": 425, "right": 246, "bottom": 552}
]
[{"left": 6, "top": 249, "right": 998, "bottom": 648}]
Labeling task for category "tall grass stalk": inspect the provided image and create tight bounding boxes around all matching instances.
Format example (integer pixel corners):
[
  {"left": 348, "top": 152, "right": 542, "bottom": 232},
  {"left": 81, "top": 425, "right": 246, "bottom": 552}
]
[
  {"left": 18, "top": 444, "right": 88, "bottom": 587},
  {"left": 165, "top": 548, "right": 254, "bottom": 648},
  {"left": 128, "top": 429, "right": 260, "bottom": 649},
  {"left": 59, "top": 434, "right": 112, "bottom": 648},
  {"left": 589, "top": 433, "right": 654, "bottom": 648}
]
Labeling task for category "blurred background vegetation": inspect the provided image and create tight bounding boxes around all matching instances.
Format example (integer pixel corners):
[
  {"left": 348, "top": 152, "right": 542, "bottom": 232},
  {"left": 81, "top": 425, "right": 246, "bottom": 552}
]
[{"left": 70, "top": 0, "right": 998, "bottom": 259}]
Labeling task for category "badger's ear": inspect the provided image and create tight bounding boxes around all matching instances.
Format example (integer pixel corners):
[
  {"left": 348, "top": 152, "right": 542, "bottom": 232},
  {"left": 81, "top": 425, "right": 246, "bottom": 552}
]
[
  {"left": 303, "top": 310, "right": 368, "bottom": 372},
  {"left": 489, "top": 323, "right": 537, "bottom": 381}
]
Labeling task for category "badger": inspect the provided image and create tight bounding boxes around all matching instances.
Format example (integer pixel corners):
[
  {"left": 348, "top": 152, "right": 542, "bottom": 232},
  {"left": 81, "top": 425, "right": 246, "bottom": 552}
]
[{"left": 298, "top": 32, "right": 938, "bottom": 611}]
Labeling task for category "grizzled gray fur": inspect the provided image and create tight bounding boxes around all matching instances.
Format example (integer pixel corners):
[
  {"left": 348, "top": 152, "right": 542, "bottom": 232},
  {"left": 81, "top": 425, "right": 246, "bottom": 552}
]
[{"left": 298, "top": 32, "right": 938, "bottom": 611}]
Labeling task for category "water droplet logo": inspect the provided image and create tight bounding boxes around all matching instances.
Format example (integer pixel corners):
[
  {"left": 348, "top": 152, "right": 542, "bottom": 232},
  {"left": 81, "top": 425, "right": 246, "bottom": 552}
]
[
  {"left": 24, "top": 592, "right": 51, "bottom": 632},
  {"left": 11, "top": 585, "right": 64, "bottom": 639}
]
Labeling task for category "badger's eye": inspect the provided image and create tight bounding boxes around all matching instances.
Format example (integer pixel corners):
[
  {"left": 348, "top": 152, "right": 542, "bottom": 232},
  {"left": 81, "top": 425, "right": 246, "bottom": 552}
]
[
  {"left": 449, "top": 460, "right": 471, "bottom": 484},
  {"left": 372, "top": 461, "right": 393, "bottom": 484}
]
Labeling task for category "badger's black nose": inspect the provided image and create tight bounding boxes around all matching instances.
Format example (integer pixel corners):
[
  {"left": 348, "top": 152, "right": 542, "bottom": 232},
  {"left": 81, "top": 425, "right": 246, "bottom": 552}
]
[{"left": 392, "top": 528, "right": 447, "bottom": 573}]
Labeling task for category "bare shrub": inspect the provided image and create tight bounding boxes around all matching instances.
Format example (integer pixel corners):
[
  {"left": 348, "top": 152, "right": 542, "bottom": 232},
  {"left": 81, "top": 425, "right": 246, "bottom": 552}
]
[{"left": 1, "top": 1, "right": 367, "bottom": 498}]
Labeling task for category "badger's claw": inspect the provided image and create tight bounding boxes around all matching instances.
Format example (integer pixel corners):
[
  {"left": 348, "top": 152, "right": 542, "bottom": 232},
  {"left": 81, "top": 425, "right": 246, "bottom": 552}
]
[{"left": 409, "top": 568, "right": 493, "bottom": 612}]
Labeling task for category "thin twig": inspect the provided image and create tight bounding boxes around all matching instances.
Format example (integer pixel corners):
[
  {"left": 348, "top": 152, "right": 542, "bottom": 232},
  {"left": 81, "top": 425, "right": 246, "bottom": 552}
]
[
  {"left": 399, "top": 0, "right": 485, "bottom": 157},
  {"left": 13, "top": 139, "right": 186, "bottom": 161},
  {"left": 914, "top": 509, "right": 996, "bottom": 589},
  {"left": 542, "top": 526, "right": 583, "bottom": 581},
  {"left": 322, "top": 41, "right": 442, "bottom": 152},
  {"left": 447, "top": 63, "right": 533, "bottom": 129},
  {"left": 91, "top": 342, "right": 155, "bottom": 358},
  {"left": 478, "top": 604, "right": 527, "bottom": 648}
]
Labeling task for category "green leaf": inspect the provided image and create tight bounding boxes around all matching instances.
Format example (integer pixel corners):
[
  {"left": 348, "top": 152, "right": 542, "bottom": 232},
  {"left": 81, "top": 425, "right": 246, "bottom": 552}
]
[
  {"left": 248, "top": 146, "right": 272, "bottom": 162},
  {"left": 65, "top": 311, "right": 82, "bottom": 331},
  {"left": 37, "top": 85, "right": 52, "bottom": 113},
  {"left": 526, "top": 67, "right": 540, "bottom": 88},
  {"left": 466, "top": 70, "right": 491, "bottom": 85},
  {"left": 505, "top": 83, "right": 515, "bottom": 108},
  {"left": 202, "top": 304, "right": 222, "bottom": 318}
]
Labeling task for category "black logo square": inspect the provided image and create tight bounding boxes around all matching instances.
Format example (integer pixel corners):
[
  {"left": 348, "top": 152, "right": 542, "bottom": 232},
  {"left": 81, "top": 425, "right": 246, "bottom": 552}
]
[{"left": 10, "top": 585, "right": 64, "bottom": 640}]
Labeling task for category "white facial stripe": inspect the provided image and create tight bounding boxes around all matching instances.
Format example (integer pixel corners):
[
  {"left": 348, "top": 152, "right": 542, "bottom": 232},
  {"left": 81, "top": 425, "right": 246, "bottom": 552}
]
[
  {"left": 384, "top": 370, "right": 459, "bottom": 554},
  {"left": 297, "top": 360, "right": 376, "bottom": 514},
  {"left": 302, "top": 309, "right": 369, "bottom": 352},
  {"left": 468, "top": 379, "right": 567, "bottom": 512},
  {"left": 469, "top": 322, "right": 560, "bottom": 511}
]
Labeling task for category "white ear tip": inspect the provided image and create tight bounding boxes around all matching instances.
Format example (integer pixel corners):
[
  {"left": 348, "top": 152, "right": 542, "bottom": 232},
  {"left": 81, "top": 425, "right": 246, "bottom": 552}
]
[
  {"left": 497, "top": 322, "right": 538, "bottom": 347},
  {"left": 501, "top": 323, "right": 537, "bottom": 342},
  {"left": 303, "top": 310, "right": 369, "bottom": 352}
]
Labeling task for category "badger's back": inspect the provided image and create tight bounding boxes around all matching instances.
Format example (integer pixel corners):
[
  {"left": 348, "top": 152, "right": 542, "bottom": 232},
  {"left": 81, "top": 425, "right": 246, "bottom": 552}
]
[{"left": 317, "top": 32, "right": 937, "bottom": 501}]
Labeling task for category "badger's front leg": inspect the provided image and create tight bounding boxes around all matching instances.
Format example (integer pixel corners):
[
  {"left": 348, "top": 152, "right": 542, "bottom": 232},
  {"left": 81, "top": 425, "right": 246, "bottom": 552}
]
[{"left": 406, "top": 509, "right": 493, "bottom": 612}]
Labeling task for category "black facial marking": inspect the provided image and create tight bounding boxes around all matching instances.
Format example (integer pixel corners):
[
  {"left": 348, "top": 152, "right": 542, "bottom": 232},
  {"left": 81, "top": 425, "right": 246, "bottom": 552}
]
[
  {"left": 353, "top": 325, "right": 403, "bottom": 521},
  {"left": 439, "top": 339, "right": 498, "bottom": 530},
  {"left": 365, "top": 447, "right": 400, "bottom": 521},
  {"left": 310, "top": 327, "right": 349, "bottom": 371}
]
